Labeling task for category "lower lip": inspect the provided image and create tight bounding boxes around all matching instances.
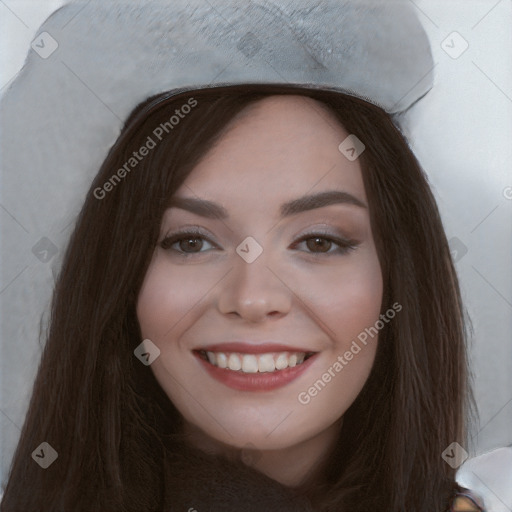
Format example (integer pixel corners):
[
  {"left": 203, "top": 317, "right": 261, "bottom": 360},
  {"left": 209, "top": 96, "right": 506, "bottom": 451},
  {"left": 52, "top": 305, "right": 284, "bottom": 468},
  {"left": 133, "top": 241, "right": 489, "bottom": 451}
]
[{"left": 194, "top": 352, "right": 318, "bottom": 391}]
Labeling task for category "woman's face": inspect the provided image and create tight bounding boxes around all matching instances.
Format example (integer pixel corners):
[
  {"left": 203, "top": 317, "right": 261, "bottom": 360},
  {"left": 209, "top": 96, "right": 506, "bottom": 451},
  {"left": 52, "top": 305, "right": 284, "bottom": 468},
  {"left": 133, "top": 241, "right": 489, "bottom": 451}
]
[{"left": 137, "top": 95, "right": 383, "bottom": 453}]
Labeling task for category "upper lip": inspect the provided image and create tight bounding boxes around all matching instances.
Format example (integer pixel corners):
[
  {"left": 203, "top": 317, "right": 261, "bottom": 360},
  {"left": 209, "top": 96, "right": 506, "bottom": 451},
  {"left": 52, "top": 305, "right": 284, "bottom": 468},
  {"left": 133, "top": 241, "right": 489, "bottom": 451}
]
[{"left": 195, "top": 342, "right": 317, "bottom": 354}]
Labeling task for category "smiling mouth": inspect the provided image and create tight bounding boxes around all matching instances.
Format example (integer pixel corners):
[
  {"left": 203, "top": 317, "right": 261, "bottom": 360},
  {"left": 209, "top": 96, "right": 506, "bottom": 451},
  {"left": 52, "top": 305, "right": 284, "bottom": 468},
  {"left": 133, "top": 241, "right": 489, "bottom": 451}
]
[{"left": 195, "top": 350, "right": 316, "bottom": 374}]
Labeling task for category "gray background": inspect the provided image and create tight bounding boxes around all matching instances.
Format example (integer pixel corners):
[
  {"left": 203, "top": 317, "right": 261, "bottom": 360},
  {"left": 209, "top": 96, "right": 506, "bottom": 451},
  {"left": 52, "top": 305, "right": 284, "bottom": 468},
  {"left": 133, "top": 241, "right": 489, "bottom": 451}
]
[{"left": 1, "top": 0, "right": 511, "bottom": 496}]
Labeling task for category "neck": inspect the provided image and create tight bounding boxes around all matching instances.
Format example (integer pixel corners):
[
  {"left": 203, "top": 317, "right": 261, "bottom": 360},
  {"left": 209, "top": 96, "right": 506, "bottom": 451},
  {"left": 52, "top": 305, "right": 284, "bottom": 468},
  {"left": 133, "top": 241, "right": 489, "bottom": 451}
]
[{"left": 183, "top": 418, "right": 343, "bottom": 488}]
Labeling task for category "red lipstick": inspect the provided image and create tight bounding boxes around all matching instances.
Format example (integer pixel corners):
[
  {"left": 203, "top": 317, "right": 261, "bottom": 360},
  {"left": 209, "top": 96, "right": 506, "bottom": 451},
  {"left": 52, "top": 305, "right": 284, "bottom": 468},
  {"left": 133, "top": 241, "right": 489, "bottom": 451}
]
[{"left": 193, "top": 349, "right": 318, "bottom": 392}]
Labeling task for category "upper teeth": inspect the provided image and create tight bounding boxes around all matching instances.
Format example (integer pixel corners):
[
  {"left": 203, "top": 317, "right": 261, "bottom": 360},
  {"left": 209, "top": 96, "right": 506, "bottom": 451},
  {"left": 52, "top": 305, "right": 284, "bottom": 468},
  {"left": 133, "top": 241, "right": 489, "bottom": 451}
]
[{"left": 204, "top": 351, "right": 308, "bottom": 373}]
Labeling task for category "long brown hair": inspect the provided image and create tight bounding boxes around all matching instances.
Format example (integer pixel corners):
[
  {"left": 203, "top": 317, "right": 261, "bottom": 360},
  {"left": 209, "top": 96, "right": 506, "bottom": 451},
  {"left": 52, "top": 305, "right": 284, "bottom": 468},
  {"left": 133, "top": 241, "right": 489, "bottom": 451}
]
[{"left": 0, "top": 85, "right": 474, "bottom": 511}]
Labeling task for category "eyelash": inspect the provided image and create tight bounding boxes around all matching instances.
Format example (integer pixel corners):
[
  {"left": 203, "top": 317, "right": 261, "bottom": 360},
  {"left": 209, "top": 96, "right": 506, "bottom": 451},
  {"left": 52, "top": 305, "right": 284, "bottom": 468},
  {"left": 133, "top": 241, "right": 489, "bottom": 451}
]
[
  {"left": 160, "top": 228, "right": 217, "bottom": 253},
  {"left": 291, "top": 231, "right": 358, "bottom": 255},
  {"left": 159, "top": 228, "right": 358, "bottom": 256}
]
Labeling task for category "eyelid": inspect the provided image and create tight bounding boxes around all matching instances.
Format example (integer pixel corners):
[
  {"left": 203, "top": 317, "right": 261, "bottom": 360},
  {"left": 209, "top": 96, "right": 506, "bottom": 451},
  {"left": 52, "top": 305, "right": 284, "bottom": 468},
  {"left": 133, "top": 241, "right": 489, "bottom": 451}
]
[
  {"left": 161, "top": 225, "right": 214, "bottom": 240},
  {"left": 293, "top": 227, "right": 356, "bottom": 242}
]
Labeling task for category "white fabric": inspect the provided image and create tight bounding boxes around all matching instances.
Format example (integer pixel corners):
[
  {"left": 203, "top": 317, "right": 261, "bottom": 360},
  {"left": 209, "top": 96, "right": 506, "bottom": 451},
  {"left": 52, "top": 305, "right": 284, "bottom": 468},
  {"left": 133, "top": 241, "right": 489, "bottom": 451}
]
[{"left": 457, "top": 447, "right": 512, "bottom": 512}]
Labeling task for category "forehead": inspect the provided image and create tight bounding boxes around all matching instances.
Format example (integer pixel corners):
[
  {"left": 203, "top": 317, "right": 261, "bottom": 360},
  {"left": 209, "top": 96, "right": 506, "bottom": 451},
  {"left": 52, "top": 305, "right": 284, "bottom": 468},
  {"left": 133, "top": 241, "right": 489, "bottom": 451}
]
[{"left": 176, "top": 95, "right": 367, "bottom": 212}]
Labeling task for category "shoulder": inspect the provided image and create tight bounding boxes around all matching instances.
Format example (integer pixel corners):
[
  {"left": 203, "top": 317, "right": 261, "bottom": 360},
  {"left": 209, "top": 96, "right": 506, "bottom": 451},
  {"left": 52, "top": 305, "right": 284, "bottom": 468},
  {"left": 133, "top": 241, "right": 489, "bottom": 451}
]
[{"left": 455, "top": 446, "right": 512, "bottom": 512}]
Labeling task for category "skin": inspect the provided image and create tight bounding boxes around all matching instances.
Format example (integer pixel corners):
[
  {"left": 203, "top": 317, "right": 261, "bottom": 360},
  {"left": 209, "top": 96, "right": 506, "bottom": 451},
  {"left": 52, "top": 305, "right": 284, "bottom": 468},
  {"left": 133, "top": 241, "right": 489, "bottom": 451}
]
[{"left": 136, "top": 95, "right": 383, "bottom": 487}]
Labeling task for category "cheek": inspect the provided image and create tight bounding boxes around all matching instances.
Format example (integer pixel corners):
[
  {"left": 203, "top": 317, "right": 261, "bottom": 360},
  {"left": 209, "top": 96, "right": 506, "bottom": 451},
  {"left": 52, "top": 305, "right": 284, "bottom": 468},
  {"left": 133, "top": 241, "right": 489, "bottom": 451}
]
[
  {"left": 136, "top": 255, "right": 217, "bottom": 340},
  {"left": 323, "top": 267, "right": 383, "bottom": 339},
  {"left": 292, "top": 260, "right": 383, "bottom": 432},
  {"left": 283, "top": 251, "right": 383, "bottom": 342}
]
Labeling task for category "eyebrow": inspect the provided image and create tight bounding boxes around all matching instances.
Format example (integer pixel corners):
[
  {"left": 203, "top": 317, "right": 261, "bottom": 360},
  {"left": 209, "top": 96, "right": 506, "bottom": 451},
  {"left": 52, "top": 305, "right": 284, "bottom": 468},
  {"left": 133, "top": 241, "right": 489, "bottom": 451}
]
[{"left": 168, "top": 190, "right": 367, "bottom": 219}]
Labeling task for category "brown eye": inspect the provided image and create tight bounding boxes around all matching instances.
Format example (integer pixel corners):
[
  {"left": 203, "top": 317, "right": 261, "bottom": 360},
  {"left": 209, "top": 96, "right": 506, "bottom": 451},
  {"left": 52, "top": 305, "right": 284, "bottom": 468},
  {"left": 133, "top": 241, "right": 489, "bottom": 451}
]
[
  {"left": 292, "top": 232, "right": 358, "bottom": 256},
  {"left": 160, "top": 231, "right": 217, "bottom": 254},
  {"left": 306, "top": 237, "right": 332, "bottom": 253},
  {"left": 178, "top": 237, "right": 204, "bottom": 253}
]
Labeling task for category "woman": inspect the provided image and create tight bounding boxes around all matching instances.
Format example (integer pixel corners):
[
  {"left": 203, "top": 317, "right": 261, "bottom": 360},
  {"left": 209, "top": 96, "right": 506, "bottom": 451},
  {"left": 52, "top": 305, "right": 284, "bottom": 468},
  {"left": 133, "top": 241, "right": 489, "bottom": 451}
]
[
  {"left": 0, "top": 1, "right": 486, "bottom": 511},
  {"left": 0, "top": 83, "right": 485, "bottom": 510}
]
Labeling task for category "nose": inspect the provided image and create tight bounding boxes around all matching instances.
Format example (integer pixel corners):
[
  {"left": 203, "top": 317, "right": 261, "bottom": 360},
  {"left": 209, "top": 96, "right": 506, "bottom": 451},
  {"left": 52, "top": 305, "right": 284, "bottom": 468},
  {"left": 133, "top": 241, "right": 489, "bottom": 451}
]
[{"left": 217, "top": 252, "right": 292, "bottom": 323}]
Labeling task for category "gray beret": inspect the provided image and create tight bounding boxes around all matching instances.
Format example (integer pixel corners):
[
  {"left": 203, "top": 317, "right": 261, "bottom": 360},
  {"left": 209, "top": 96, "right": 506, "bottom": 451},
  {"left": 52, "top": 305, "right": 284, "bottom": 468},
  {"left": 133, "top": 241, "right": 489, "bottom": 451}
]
[{"left": 0, "top": 0, "right": 434, "bottom": 227}]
